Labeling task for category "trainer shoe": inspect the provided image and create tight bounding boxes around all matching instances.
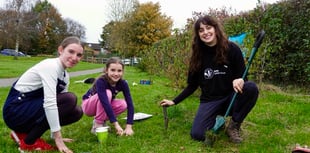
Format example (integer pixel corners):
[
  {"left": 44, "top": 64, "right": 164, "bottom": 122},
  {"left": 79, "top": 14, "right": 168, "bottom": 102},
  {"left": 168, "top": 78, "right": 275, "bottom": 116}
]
[
  {"left": 18, "top": 138, "right": 56, "bottom": 152},
  {"left": 91, "top": 120, "right": 108, "bottom": 135},
  {"left": 292, "top": 144, "right": 310, "bottom": 153},
  {"left": 10, "top": 131, "right": 27, "bottom": 145}
]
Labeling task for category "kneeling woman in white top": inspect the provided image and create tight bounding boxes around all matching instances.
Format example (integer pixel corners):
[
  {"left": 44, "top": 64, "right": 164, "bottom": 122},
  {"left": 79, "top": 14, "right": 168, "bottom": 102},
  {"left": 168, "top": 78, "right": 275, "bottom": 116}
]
[{"left": 3, "top": 36, "right": 84, "bottom": 153}]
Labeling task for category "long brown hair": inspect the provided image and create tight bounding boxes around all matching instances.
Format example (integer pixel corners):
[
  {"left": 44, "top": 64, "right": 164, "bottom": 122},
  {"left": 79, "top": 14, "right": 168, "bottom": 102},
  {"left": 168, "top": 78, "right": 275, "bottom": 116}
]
[
  {"left": 92, "top": 57, "right": 124, "bottom": 93},
  {"left": 189, "top": 15, "right": 229, "bottom": 73},
  {"left": 102, "top": 57, "right": 124, "bottom": 80}
]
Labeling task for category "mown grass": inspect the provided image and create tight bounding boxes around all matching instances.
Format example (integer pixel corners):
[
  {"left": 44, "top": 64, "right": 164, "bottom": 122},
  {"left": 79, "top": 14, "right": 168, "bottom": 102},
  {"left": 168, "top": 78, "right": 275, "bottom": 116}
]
[
  {"left": 0, "top": 56, "right": 103, "bottom": 78},
  {"left": 0, "top": 57, "right": 310, "bottom": 153}
]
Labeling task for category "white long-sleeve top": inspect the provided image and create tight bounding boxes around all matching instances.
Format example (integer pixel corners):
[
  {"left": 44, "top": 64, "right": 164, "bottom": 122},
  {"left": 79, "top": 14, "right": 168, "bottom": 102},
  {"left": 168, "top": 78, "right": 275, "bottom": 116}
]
[{"left": 14, "top": 58, "right": 69, "bottom": 132}]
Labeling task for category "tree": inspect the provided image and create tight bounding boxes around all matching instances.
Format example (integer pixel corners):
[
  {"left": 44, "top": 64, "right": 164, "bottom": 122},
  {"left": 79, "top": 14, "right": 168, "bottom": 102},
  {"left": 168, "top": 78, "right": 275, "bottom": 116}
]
[
  {"left": 119, "top": 2, "right": 173, "bottom": 56},
  {"left": 100, "top": 0, "right": 137, "bottom": 50},
  {"left": 101, "top": 1, "right": 173, "bottom": 57},
  {"left": 100, "top": 21, "right": 115, "bottom": 50},
  {"left": 0, "top": 0, "right": 34, "bottom": 53},
  {"left": 31, "top": 0, "right": 67, "bottom": 54},
  {"left": 0, "top": 0, "right": 86, "bottom": 55},
  {"left": 0, "top": 9, "right": 18, "bottom": 49},
  {"left": 106, "top": 0, "right": 137, "bottom": 22},
  {"left": 65, "top": 18, "right": 86, "bottom": 41}
]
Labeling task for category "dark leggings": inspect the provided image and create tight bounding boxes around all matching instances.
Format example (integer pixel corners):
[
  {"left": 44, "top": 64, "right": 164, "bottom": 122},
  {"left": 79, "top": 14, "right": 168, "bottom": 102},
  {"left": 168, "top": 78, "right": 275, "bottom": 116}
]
[
  {"left": 190, "top": 81, "right": 258, "bottom": 141},
  {"left": 24, "top": 92, "right": 83, "bottom": 144}
]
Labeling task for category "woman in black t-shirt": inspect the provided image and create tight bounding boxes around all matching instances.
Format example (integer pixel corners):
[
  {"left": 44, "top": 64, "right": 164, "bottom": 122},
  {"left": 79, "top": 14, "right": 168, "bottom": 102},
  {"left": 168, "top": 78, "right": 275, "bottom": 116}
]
[{"left": 160, "top": 15, "right": 258, "bottom": 144}]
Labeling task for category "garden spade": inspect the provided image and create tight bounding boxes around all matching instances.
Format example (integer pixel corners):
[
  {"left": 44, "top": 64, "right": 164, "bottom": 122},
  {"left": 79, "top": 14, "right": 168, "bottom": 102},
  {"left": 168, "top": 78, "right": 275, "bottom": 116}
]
[{"left": 212, "top": 30, "right": 266, "bottom": 133}]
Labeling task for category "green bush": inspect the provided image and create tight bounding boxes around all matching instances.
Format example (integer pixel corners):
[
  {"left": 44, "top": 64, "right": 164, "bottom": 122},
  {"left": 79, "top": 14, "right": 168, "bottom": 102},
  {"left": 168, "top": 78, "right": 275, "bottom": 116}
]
[{"left": 141, "top": 0, "right": 309, "bottom": 90}]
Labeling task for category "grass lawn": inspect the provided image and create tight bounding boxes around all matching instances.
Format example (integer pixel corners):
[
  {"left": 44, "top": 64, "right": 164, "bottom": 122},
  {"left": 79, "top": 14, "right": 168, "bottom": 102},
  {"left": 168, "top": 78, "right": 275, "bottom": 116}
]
[
  {"left": 0, "top": 56, "right": 103, "bottom": 78},
  {"left": 0, "top": 57, "right": 310, "bottom": 153}
]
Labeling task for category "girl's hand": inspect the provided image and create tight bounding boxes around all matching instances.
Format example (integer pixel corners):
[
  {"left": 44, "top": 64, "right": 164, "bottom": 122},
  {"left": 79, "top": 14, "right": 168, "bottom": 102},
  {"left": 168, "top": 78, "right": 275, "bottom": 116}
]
[
  {"left": 232, "top": 78, "right": 244, "bottom": 93},
  {"left": 62, "top": 138, "right": 74, "bottom": 143},
  {"left": 113, "top": 122, "right": 124, "bottom": 136},
  {"left": 53, "top": 131, "right": 73, "bottom": 153},
  {"left": 124, "top": 124, "right": 134, "bottom": 136},
  {"left": 160, "top": 99, "right": 175, "bottom": 107}
]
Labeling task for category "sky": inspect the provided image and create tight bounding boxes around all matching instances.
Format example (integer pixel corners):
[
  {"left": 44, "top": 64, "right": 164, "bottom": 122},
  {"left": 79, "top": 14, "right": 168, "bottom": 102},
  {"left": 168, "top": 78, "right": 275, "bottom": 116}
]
[{"left": 1, "top": 0, "right": 279, "bottom": 43}]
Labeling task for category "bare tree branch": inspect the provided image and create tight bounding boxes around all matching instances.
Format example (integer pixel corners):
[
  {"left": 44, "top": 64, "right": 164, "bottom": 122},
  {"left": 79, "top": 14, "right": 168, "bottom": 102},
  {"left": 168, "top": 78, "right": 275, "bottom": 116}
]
[{"left": 106, "top": 0, "right": 137, "bottom": 22}]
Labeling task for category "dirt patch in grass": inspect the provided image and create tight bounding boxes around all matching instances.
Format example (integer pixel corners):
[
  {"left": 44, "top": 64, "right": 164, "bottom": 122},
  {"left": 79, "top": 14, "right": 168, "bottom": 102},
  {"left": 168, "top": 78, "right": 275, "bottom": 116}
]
[{"left": 259, "top": 83, "right": 283, "bottom": 93}]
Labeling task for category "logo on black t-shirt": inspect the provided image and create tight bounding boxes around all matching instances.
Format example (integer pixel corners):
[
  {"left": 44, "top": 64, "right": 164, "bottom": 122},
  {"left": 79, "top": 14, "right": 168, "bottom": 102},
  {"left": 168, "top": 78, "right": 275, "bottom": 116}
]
[
  {"left": 204, "top": 67, "right": 227, "bottom": 79},
  {"left": 204, "top": 68, "right": 214, "bottom": 79}
]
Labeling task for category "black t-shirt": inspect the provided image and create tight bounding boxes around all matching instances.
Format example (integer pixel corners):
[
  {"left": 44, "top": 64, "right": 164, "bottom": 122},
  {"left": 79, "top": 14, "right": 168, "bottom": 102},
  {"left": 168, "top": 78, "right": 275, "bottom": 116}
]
[{"left": 173, "top": 42, "right": 245, "bottom": 104}]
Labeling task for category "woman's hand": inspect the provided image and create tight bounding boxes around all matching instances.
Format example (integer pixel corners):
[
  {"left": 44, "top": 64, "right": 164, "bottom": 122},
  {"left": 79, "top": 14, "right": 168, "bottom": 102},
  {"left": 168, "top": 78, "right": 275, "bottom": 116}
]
[
  {"left": 113, "top": 122, "right": 124, "bottom": 136},
  {"left": 232, "top": 78, "right": 244, "bottom": 93},
  {"left": 53, "top": 131, "right": 73, "bottom": 153},
  {"left": 160, "top": 99, "right": 175, "bottom": 107},
  {"left": 123, "top": 124, "right": 134, "bottom": 136}
]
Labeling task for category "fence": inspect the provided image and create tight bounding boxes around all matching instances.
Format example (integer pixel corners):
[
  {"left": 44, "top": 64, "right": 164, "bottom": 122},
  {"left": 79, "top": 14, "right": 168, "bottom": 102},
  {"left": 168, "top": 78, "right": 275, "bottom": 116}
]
[
  {"left": 83, "top": 57, "right": 108, "bottom": 64},
  {"left": 83, "top": 57, "right": 139, "bottom": 66}
]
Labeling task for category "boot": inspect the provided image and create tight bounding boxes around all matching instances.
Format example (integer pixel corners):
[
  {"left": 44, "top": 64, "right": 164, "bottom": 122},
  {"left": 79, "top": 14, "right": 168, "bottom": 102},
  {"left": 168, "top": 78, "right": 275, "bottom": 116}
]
[
  {"left": 226, "top": 119, "right": 243, "bottom": 143},
  {"left": 204, "top": 130, "right": 216, "bottom": 147}
]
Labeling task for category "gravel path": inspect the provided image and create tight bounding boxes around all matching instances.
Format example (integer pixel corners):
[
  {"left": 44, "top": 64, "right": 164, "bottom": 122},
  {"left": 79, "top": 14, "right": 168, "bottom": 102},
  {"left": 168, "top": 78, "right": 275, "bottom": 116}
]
[{"left": 0, "top": 68, "right": 102, "bottom": 87}]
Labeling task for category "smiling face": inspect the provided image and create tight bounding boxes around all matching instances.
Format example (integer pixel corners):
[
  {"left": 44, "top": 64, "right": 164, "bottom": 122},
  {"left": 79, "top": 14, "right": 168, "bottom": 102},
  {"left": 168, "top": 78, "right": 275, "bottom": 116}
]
[
  {"left": 198, "top": 23, "right": 217, "bottom": 47},
  {"left": 58, "top": 43, "right": 84, "bottom": 68},
  {"left": 105, "top": 63, "right": 124, "bottom": 84}
]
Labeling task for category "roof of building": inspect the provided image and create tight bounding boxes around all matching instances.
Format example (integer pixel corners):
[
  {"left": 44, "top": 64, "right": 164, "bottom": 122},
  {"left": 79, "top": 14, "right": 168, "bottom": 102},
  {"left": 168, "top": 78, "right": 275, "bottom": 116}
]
[{"left": 85, "top": 43, "right": 101, "bottom": 51}]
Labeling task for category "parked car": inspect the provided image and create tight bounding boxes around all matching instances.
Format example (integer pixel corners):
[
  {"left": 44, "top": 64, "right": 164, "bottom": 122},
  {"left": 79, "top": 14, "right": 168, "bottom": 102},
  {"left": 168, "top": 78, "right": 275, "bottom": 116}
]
[
  {"left": 122, "top": 58, "right": 131, "bottom": 65},
  {"left": 121, "top": 57, "right": 140, "bottom": 65},
  {"left": 0, "top": 49, "right": 29, "bottom": 57}
]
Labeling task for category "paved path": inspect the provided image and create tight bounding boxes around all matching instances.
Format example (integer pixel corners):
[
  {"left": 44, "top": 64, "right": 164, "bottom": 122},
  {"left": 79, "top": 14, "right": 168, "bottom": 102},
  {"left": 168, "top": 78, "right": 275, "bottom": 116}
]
[{"left": 0, "top": 68, "right": 102, "bottom": 87}]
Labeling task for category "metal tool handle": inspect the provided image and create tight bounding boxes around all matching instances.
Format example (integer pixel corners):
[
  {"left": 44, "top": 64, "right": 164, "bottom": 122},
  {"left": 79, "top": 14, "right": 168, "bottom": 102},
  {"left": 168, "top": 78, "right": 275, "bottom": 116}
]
[
  {"left": 163, "top": 106, "right": 168, "bottom": 130},
  {"left": 253, "top": 30, "right": 265, "bottom": 49},
  {"left": 242, "top": 30, "right": 266, "bottom": 79},
  {"left": 225, "top": 30, "right": 266, "bottom": 117}
]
